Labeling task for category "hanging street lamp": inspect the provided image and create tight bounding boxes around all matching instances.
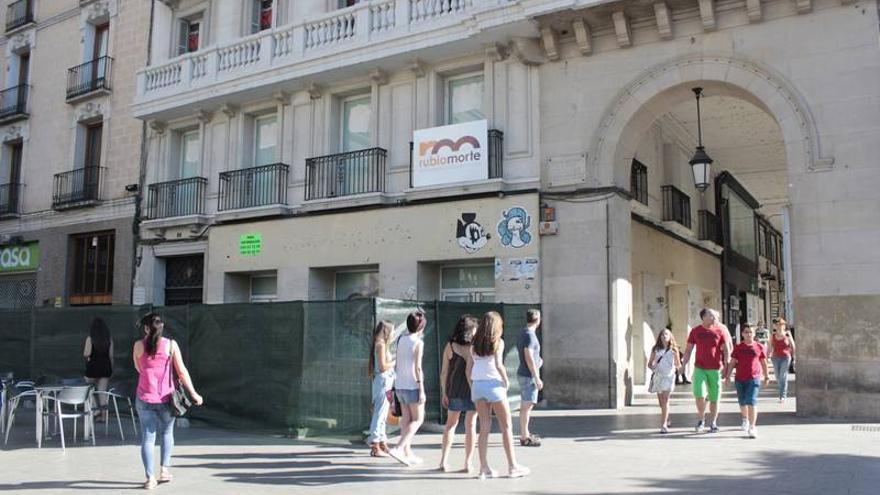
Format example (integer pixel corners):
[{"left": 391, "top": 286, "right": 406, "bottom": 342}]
[{"left": 689, "top": 87, "right": 713, "bottom": 192}]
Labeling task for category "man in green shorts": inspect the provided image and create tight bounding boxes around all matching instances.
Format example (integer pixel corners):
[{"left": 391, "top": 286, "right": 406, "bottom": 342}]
[{"left": 683, "top": 308, "right": 731, "bottom": 433}]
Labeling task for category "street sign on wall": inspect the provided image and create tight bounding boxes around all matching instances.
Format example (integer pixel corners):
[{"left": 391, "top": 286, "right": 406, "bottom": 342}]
[
  {"left": 0, "top": 243, "right": 38, "bottom": 273},
  {"left": 411, "top": 120, "right": 488, "bottom": 187}
]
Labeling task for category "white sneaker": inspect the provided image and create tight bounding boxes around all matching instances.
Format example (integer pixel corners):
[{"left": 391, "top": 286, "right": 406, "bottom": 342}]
[
  {"left": 509, "top": 465, "right": 530, "bottom": 478},
  {"left": 478, "top": 468, "right": 498, "bottom": 480},
  {"left": 741, "top": 418, "right": 750, "bottom": 432},
  {"left": 387, "top": 448, "right": 413, "bottom": 466},
  {"left": 748, "top": 427, "right": 758, "bottom": 439},
  {"left": 660, "top": 425, "right": 669, "bottom": 434},
  {"left": 695, "top": 420, "right": 705, "bottom": 432},
  {"left": 408, "top": 454, "right": 424, "bottom": 465}
]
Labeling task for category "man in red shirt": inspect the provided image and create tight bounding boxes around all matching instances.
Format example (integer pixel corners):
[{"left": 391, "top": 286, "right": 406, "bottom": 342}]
[{"left": 683, "top": 308, "right": 731, "bottom": 433}]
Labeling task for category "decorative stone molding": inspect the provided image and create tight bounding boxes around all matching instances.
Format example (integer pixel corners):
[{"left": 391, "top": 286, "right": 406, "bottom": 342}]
[
  {"left": 219, "top": 103, "right": 238, "bottom": 118},
  {"left": 654, "top": 2, "right": 673, "bottom": 40},
  {"left": 369, "top": 69, "right": 388, "bottom": 86},
  {"left": 698, "top": 0, "right": 716, "bottom": 31},
  {"left": 795, "top": 0, "right": 812, "bottom": 14},
  {"left": 83, "top": 0, "right": 112, "bottom": 24},
  {"left": 612, "top": 11, "right": 631, "bottom": 48},
  {"left": 149, "top": 120, "right": 166, "bottom": 134},
  {"left": 409, "top": 60, "right": 427, "bottom": 77},
  {"left": 306, "top": 84, "right": 322, "bottom": 100},
  {"left": 572, "top": 19, "right": 592, "bottom": 56},
  {"left": 76, "top": 102, "right": 105, "bottom": 122},
  {"left": 746, "top": 0, "right": 763, "bottom": 22},
  {"left": 195, "top": 108, "right": 213, "bottom": 123},
  {"left": 2, "top": 124, "right": 28, "bottom": 143},
  {"left": 484, "top": 43, "right": 507, "bottom": 62},
  {"left": 8, "top": 31, "right": 34, "bottom": 55},
  {"left": 540, "top": 26, "right": 560, "bottom": 61},
  {"left": 273, "top": 91, "right": 291, "bottom": 105},
  {"left": 509, "top": 37, "right": 544, "bottom": 65},
  {"left": 589, "top": 53, "right": 835, "bottom": 186}
]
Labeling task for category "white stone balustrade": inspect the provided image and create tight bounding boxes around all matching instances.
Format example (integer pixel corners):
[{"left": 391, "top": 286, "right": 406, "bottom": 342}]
[{"left": 136, "top": 0, "right": 512, "bottom": 103}]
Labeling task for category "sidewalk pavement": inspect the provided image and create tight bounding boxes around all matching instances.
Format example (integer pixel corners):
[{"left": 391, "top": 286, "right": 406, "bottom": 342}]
[{"left": 1, "top": 384, "right": 878, "bottom": 494}]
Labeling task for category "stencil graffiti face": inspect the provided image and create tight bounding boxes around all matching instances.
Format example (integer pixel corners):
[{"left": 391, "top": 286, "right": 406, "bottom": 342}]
[
  {"left": 498, "top": 207, "right": 532, "bottom": 248},
  {"left": 457, "top": 213, "right": 490, "bottom": 253}
]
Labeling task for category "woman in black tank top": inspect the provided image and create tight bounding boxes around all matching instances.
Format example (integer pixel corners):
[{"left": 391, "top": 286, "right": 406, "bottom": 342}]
[
  {"left": 83, "top": 317, "right": 113, "bottom": 422},
  {"left": 438, "top": 315, "right": 479, "bottom": 473}
]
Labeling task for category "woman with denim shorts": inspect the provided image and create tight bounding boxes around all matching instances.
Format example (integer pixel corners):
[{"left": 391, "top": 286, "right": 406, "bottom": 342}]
[
  {"left": 132, "top": 313, "right": 203, "bottom": 490},
  {"left": 438, "top": 315, "right": 479, "bottom": 473},
  {"left": 725, "top": 324, "right": 769, "bottom": 439},
  {"left": 387, "top": 312, "right": 427, "bottom": 466},
  {"left": 769, "top": 317, "right": 796, "bottom": 402},
  {"left": 467, "top": 312, "right": 529, "bottom": 479}
]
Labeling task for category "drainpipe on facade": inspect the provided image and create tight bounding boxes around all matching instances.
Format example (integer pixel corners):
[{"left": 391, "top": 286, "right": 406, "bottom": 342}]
[
  {"left": 130, "top": 0, "right": 156, "bottom": 306},
  {"left": 606, "top": 201, "right": 614, "bottom": 408}
]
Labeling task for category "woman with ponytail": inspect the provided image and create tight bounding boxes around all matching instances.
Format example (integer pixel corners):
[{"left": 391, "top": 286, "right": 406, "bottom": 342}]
[{"left": 132, "top": 313, "right": 203, "bottom": 490}]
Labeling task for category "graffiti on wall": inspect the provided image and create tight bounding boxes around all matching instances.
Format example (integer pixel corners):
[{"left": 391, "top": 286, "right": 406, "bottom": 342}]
[
  {"left": 497, "top": 207, "right": 532, "bottom": 248},
  {"left": 456, "top": 213, "right": 491, "bottom": 253}
]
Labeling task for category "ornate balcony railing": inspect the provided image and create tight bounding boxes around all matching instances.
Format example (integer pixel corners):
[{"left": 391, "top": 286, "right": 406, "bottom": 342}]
[
  {"left": 146, "top": 176, "right": 208, "bottom": 219},
  {"left": 138, "top": 0, "right": 499, "bottom": 101},
  {"left": 0, "top": 85, "right": 28, "bottom": 121},
  {"left": 67, "top": 56, "right": 113, "bottom": 100},
  {"left": 305, "top": 148, "right": 386, "bottom": 201},
  {"left": 0, "top": 183, "right": 22, "bottom": 216},
  {"left": 218, "top": 163, "right": 289, "bottom": 211},
  {"left": 53, "top": 166, "right": 103, "bottom": 209},
  {"left": 6, "top": 0, "right": 33, "bottom": 32},
  {"left": 698, "top": 209, "right": 719, "bottom": 243},
  {"left": 661, "top": 185, "right": 691, "bottom": 229}
]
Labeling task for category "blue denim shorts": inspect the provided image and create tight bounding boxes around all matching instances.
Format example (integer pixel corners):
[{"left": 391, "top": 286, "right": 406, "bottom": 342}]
[
  {"left": 448, "top": 397, "right": 476, "bottom": 412},
  {"left": 735, "top": 379, "right": 761, "bottom": 406},
  {"left": 471, "top": 379, "right": 506, "bottom": 403},
  {"left": 518, "top": 375, "right": 539, "bottom": 403},
  {"left": 396, "top": 388, "right": 420, "bottom": 405}
]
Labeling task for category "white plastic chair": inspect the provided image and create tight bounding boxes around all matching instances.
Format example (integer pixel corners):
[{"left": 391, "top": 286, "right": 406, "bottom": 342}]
[
  {"left": 90, "top": 388, "right": 138, "bottom": 441},
  {"left": 54, "top": 385, "right": 95, "bottom": 451},
  {"left": 4, "top": 388, "right": 38, "bottom": 445}
]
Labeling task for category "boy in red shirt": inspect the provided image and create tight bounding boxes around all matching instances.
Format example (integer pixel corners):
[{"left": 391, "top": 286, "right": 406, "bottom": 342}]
[{"left": 725, "top": 323, "right": 770, "bottom": 439}]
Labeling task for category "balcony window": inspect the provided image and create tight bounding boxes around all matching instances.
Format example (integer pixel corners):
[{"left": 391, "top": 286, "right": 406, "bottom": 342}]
[
  {"left": 445, "top": 73, "right": 484, "bottom": 124},
  {"left": 70, "top": 231, "right": 114, "bottom": 305},
  {"left": 337, "top": 0, "right": 360, "bottom": 7},
  {"left": 0, "top": 142, "right": 22, "bottom": 216},
  {"left": 179, "top": 129, "right": 201, "bottom": 178},
  {"left": 178, "top": 15, "right": 203, "bottom": 55},
  {"left": 5, "top": 0, "right": 34, "bottom": 32},
  {"left": 254, "top": 114, "right": 277, "bottom": 166},
  {"left": 630, "top": 159, "right": 648, "bottom": 205},
  {"left": 341, "top": 94, "right": 371, "bottom": 152},
  {"left": 252, "top": 0, "right": 273, "bottom": 33},
  {"left": 661, "top": 185, "right": 691, "bottom": 229}
]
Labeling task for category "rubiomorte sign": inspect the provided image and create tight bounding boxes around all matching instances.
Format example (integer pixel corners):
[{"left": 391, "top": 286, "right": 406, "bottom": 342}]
[
  {"left": 411, "top": 120, "right": 488, "bottom": 188},
  {"left": 0, "top": 242, "right": 39, "bottom": 273}
]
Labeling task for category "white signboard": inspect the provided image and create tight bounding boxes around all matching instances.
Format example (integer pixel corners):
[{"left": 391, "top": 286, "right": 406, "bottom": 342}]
[{"left": 411, "top": 120, "right": 488, "bottom": 187}]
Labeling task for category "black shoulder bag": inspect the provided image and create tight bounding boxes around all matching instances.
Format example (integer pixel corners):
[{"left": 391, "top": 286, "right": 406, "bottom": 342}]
[{"left": 167, "top": 339, "right": 193, "bottom": 417}]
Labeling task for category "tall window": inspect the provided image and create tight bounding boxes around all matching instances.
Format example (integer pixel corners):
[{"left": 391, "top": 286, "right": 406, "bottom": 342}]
[
  {"left": 93, "top": 23, "right": 109, "bottom": 60},
  {"left": 341, "top": 95, "right": 371, "bottom": 152},
  {"left": 70, "top": 231, "right": 114, "bottom": 305},
  {"left": 253, "top": 115, "right": 277, "bottom": 166},
  {"left": 335, "top": 270, "right": 378, "bottom": 300},
  {"left": 84, "top": 123, "right": 103, "bottom": 168},
  {"left": 338, "top": 0, "right": 360, "bottom": 7},
  {"left": 727, "top": 190, "right": 756, "bottom": 260},
  {"left": 252, "top": 0, "right": 273, "bottom": 32},
  {"left": 440, "top": 265, "right": 495, "bottom": 302},
  {"left": 17, "top": 52, "right": 29, "bottom": 86},
  {"left": 178, "top": 15, "right": 203, "bottom": 55},
  {"left": 179, "top": 130, "right": 200, "bottom": 178},
  {"left": 630, "top": 159, "right": 648, "bottom": 205},
  {"left": 445, "top": 73, "right": 484, "bottom": 124}
]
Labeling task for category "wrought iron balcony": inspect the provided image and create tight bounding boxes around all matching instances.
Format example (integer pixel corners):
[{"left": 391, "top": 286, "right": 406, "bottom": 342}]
[
  {"left": 0, "top": 183, "right": 22, "bottom": 216},
  {"left": 661, "top": 185, "right": 692, "bottom": 229},
  {"left": 146, "top": 177, "right": 208, "bottom": 219},
  {"left": 218, "top": 163, "right": 289, "bottom": 211},
  {"left": 66, "top": 56, "right": 113, "bottom": 101},
  {"left": 306, "top": 148, "right": 386, "bottom": 201},
  {"left": 698, "top": 209, "right": 719, "bottom": 243},
  {"left": 6, "top": 0, "right": 33, "bottom": 32},
  {"left": 52, "top": 166, "right": 103, "bottom": 209},
  {"left": 0, "top": 85, "right": 29, "bottom": 122}
]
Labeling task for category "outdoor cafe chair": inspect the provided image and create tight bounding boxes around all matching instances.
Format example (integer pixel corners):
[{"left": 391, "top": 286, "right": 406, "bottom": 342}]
[
  {"left": 4, "top": 387, "right": 39, "bottom": 445},
  {"left": 0, "top": 372, "right": 13, "bottom": 435},
  {"left": 90, "top": 388, "right": 138, "bottom": 441},
  {"left": 53, "top": 385, "right": 95, "bottom": 451}
]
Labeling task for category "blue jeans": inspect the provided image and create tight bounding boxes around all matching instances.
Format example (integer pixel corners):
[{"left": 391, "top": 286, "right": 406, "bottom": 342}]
[
  {"left": 735, "top": 379, "right": 761, "bottom": 406},
  {"left": 771, "top": 356, "right": 791, "bottom": 399},
  {"left": 367, "top": 372, "right": 393, "bottom": 444},
  {"left": 136, "top": 398, "right": 176, "bottom": 479}
]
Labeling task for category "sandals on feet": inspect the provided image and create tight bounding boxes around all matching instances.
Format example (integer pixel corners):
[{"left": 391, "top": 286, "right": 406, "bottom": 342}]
[
  {"left": 520, "top": 436, "right": 542, "bottom": 447},
  {"left": 370, "top": 445, "right": 388, "bottom": 457},
  {"left": 157, "top": 470, "right": 173, "bottom": 483},
  {"left": 143, "top": 479, "right": 157, "bottom": 490}
]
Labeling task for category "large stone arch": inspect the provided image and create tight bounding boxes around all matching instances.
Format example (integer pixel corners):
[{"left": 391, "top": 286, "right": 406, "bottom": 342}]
[{"left": 588, "top": 53, "right": 834, "bottom": 188}]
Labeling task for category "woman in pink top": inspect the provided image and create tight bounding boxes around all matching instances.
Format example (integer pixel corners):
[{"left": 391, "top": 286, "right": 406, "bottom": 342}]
[{"left": 132, "top": 313, "right": 203, "bottom": 490}]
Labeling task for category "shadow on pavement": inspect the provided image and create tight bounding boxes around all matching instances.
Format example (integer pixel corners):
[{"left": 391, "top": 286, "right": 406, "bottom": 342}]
[{"left": 0, "top": 480, "right": 144, "bottom": 491}]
